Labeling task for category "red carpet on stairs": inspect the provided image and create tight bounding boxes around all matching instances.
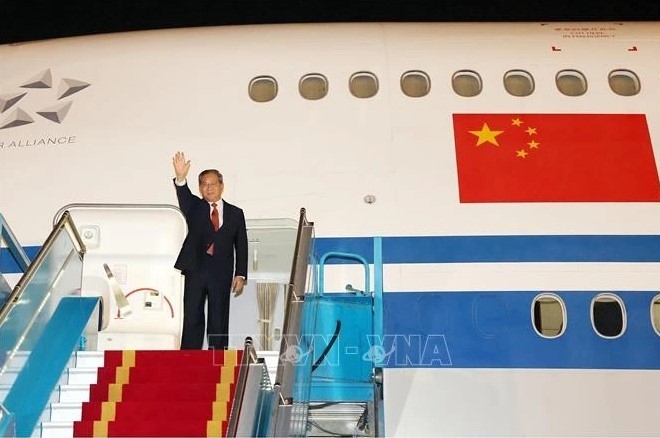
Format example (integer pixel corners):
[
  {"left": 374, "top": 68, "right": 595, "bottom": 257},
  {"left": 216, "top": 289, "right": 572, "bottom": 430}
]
[{"left": 73, "top": 349, "right": 243, "bottom": 437}]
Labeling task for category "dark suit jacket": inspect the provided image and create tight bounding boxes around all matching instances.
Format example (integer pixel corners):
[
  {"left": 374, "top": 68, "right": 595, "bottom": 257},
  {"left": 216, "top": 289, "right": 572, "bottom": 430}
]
[{"left": 173, "top": 180, "right": 248, "bottom": 281}]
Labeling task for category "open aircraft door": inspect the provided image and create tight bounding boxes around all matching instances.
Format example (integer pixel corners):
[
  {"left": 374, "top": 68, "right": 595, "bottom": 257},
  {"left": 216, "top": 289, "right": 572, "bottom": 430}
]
[{"left": 54, "top": 204, "right": 186, "bottom": 350}]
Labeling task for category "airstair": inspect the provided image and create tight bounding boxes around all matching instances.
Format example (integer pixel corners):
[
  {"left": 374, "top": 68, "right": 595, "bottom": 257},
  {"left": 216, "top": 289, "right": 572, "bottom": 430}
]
[{"left": 0, "top": 207, "right": 384, "bottom": 437}]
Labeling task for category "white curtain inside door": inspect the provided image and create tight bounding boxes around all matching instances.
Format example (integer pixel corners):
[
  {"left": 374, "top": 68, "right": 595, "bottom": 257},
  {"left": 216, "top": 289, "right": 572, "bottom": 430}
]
[{"left": 256, "top": 282, "right": 281, "bottom": 350}]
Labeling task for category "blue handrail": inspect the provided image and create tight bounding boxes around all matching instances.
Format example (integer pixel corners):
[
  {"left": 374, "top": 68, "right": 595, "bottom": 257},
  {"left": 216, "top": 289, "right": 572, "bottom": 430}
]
[{"left": 317, "top": 251, "right": 370, "bottom": 296}]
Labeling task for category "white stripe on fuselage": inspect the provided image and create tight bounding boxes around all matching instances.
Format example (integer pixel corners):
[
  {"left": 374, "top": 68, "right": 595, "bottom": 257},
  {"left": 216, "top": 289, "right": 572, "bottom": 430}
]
[{"left": 319, "top": 262, "right": 660, "bottom": 293}]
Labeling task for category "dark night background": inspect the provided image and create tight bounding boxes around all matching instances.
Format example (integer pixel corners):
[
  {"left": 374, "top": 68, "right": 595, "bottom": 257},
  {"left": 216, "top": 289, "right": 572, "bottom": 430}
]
[{"left": 3, "top": 0, "right": 660, "bottom": 45}]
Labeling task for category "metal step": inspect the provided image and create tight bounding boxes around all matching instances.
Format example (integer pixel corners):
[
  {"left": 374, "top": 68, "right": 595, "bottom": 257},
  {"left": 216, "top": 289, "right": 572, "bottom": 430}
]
[
  {"left": 0, "top": 383, "right": 83, "bottom": 406},
  {"left": 0, "top": 366, "right": 99, "bottom": 387},
  {"left": 72, "top": 350, "right": 104, "bottom": 369},
  {"left": 43, "top": 402, "right": 83, "bottom": 422},
  {"left": 54, "top": 383, "right": 92, "bottom": 403},
  {"left": 0, "top": 367, "right": 58, "bottom": 387},
  {"left": 3, "top": 351, "right": 78, "bottom": 371},
  {"left": 3, "top": 351, "right": 30, "bottom": 369},
  {"left": 0, "top": 368, "right": 19, "bottom": 385},
  {"left": 33, "top": 351, "right": 104, "bottom": 437},
  {"left": 34, "top": 420, "right": 74, "bottom": 438},
  {"left": 62, "top": 367, "right": 99, "bottom": 385},
  {"left": 0, "top": 350, "right": 101, "bottom": 394}
]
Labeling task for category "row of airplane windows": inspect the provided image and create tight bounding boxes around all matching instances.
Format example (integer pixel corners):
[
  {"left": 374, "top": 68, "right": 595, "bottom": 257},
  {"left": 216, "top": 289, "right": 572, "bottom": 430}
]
[
  {"left": 248, "top": 69, "right": 642, "bottom": 102},
  {"left": 533, "top": 292, "right": 660, "bottom": 339}
]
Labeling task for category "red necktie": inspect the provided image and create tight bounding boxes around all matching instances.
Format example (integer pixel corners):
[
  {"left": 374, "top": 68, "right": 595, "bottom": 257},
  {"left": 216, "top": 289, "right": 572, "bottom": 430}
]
[
  {"left": 211, "top": 203, "right": 220, "bottom": 230},
  {"left": 207, "top": 203, "right": 219, "bottom": 255}
]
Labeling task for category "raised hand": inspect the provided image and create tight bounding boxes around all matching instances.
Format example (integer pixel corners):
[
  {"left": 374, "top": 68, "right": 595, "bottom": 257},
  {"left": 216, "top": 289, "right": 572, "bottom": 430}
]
[{"left": 172, "top": 151, "right": 191, "bottom": 181}]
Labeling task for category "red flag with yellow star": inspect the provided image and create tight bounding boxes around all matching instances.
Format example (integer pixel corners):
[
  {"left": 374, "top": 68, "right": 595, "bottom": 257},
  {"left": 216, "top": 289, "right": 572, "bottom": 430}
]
[{"left": 453, "top": 113, "right": 660, "bottom": 202}]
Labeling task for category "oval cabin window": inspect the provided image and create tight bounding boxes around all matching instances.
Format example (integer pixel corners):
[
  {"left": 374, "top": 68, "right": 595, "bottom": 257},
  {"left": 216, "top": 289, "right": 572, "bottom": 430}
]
[
  {"left": 504, "top": 70, "right": 534, "bottom": 97},
  {"left": 401, "top": 70, "right": 431, "bottom": 98},
  {"left": 532, "top": 293, "right": 566, "bottom": 338},
  {"left": 452, "top": 70, "right": 482, "bottom": 97},
  {"left": 608, "top": 69, "right": 641, "bottom": 96},
  {"left": 249, "top": 76, "right": 278, "bottom": 102},
  {"left": 299, "top": 73, "right": 328, "bottom": 100},
  {"left": 652, "top": 295, "right": 660, "bottom": 336},
  {"left": 349, "top": 72, "right": 378, "bottom": 98},
  {"left": 591, "top": 293, "right": 626, "bottom": 338},
  {"left": 556, "top": 69, "right": 587, "bottom": 97}
]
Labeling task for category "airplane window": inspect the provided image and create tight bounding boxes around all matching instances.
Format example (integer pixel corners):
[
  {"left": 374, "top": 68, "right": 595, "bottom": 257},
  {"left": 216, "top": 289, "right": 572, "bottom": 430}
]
[
  {"left": 556, "top": 70, "right": 587, "bottom": 97},
  {"left": 651, "top": 295, "right": 660, "bottom": 336},
  {"left": 532, "top": 294, "right": 566, "bottom": 338},
  {"left": 299, "top": 74, "right": 328, "bottom": 100},
  {"left": 248, "top": 76, "right": 278, "bottom": 103},
  {"left": 401, "top": 70, "right": 431, "bottom": 98},
  {"left": 349, "top": 72, "right": 378, "bottom": 98},
  {"left": 452, "top": 70, "right": 482, "bottom": 97},
  {"left": 608, "top": 69, "right": 641, "bottom": 96},
  {"left": 591, "top": 293, "right": 626, "bottom": 338},
  {"left": 504, "top": 70, "right": 534, "bottom": 97}
]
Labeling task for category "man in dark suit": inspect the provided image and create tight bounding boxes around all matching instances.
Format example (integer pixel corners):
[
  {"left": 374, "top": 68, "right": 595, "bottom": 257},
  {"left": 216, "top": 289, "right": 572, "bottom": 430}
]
[{"left": 172, "top": 151, "right": 248, "bottom": 350}]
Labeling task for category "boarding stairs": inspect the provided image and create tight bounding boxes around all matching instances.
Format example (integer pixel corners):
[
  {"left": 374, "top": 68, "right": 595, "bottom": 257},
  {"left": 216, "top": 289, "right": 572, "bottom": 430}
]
[
  {"left": 35, "top": 349, "right": 281, "bottom": 437},
  {"left": 0, "top": 207, "right": 383, "bottom": 437}
]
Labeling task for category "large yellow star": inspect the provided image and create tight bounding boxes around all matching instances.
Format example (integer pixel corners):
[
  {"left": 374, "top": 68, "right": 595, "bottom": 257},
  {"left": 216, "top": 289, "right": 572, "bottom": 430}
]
[{"left": 469, "top": 123, "right": 504, "bottom": 146}]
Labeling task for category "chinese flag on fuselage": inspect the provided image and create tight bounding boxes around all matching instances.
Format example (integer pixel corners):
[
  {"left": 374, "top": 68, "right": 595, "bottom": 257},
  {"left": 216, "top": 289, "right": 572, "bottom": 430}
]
[{"left": 453, "top": 114, "right": 660, "bottom": 202}]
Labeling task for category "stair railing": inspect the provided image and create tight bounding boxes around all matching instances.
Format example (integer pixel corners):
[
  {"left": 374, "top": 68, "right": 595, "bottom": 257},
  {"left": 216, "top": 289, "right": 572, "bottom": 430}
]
[
  {"left": 0, "top": 210, "right": 98, "bottom": 437},
  {"left": 269, "top": 208, "right": 315, "bottom": 437},
  {"left": 0, "top": 213, "right": 31, "bottom": 308},
  {"left": 226, "top": 337, "right": 259, "bottom": 436},
  {"left": 227, "top": 208, "right": 315, "bottom": 437}
]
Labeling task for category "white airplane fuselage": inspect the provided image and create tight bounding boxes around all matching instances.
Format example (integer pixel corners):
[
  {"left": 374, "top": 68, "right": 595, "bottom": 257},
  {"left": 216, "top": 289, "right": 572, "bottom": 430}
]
[{"left": 2, "top": 22, "right": 660, "bottom": 436}]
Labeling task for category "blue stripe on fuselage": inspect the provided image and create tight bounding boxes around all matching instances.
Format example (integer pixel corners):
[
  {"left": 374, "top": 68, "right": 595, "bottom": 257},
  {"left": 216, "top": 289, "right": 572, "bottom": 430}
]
[
  {"left": 5, "top": 235, "right": 660, "bottom": 369},
  {"left": 380, "top": 291, "right": 660, "bottom": 369},
  {"left": 314, "top": 235, "right": 660, "bottom": 263},
  {"left": 4, "top": 235, "right": 660, "bottom": 273}
]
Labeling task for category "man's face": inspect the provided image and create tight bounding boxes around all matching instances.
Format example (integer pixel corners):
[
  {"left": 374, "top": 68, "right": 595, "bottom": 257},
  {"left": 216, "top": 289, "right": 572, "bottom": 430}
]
[{"left": 199, "top": 174, "right": 223, "bottom": 203}]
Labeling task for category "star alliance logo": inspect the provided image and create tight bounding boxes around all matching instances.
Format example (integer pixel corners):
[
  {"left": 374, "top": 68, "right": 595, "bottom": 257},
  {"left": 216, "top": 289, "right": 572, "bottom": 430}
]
[{"left": 0, "top": 68, "right": 90, "bottom": 130}]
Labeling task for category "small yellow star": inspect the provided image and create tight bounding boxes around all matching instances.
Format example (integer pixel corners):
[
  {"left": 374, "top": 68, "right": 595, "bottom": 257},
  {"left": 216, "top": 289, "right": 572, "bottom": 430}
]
[
  {"left": 525, "top": 127, "right": 537, "bottom": 136},
  {"left": 511, "top": 118, "right": 523, "bottom": 127},
  {"left": 469, "top": 123, "right": 504, "bottom": 146},
  {"left": 528, "top": 140, "right": 540, "bottom": 149},
  {"left": 516, "top": 149, "right": 529, "bottom": 158}
]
